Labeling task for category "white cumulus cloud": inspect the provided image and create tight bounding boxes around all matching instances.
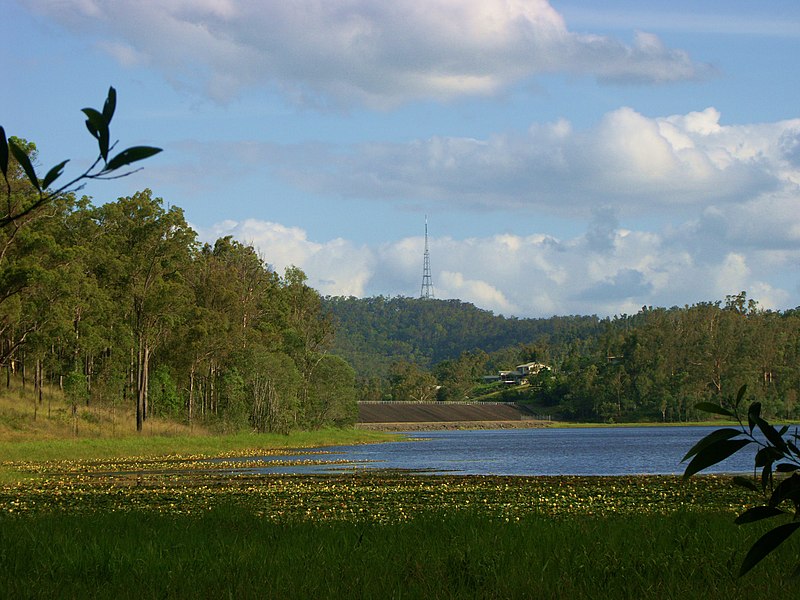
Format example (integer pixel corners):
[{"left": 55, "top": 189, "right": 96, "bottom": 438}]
[
  {"left": 197, "top": 216, "right": 800, "bottom": 318},
  {"left": 262, "top": 107, "right": 799, "bottom": 220},
  {"left": 23, "top": 0, "right": 710, "bottom": 107}
]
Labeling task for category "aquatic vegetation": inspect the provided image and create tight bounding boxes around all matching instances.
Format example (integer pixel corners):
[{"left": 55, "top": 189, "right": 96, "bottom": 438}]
[
  {"left": 0, "top": 452, "right": 749, "bottom": 523},
  {"left": 1, "top": 455, "right": 791, "bottom": 599}
]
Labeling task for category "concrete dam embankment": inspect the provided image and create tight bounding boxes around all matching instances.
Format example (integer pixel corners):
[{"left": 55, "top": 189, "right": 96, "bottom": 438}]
[{"left": 356, "top": 402, "right": 548, "bottom": 431}]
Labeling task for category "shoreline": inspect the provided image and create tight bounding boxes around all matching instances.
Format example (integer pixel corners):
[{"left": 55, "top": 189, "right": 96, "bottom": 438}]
[{"left": 355, "top": 420, "right": 553, "bottom": 431}]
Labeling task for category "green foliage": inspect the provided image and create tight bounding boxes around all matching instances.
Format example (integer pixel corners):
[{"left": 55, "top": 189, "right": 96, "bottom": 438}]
[
  {"left": 333, "top": 293, "right": 800, "bottom": 423},
  {"left": 388, "top": 360, "right": 438, "bottom": 402},
  {"left": 149, "top": 366, "right": 182, "bottom": 418},
  {"left": 325, "top": 295, "right": 601, "bottom": 375},
  {"left": 304, "top": 354, "right": 358, "bottom": 427},
  {"left": 63, "top": 371, "right": 89, "bottom": 407},
  {"left": 684, "top": 384, "right": 800, "bottom": 576}
]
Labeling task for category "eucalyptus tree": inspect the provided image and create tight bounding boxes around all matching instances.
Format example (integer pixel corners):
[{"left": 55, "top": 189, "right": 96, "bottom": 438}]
[
  {"left": 178, "top": 237, "right": 283, "bottom": 423},
  {"left": 92, "top": 190, "right": 196, "bottom": 431},
  {"left": 278, "top": 266, "right": 335, "bottom": 424},
  {"left": 389, "top": 360, "right": 438, "bottom": 402}
]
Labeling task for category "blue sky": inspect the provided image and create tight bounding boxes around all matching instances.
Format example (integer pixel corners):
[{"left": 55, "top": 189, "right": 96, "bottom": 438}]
[{"left": 3, "top": 0, "right": 800, "bottom": 317}]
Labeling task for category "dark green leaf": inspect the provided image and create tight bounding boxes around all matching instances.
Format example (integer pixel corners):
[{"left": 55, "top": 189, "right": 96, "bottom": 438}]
[
  {"left": 683, "top": 438, "right": 752, "bottom": 479},
  {"left": 757, "top": 417, "right": 789, "bottom": 453},
  {"left": 682, "top": 428, "right": 742, "bottom": 462},
  {"left": 81, "top": 108, "right": 105, "bottom": 137},
  {"left": 789, "top": 441, "right": 800, "bottom": 458},
  {"left": 761, "top": 463, "right": 773, "bottom": 492},
  {"left": 769, "top": 474, "right": 800, "bottom": 507},
  {"left": 102, "top": 86, "right": 117, "bottom": 124},
  {"left": 735, "top": 384, "right": 747, "bottom": 410},
  {"left": 9, "top": 140, "right": 40, "bottom": 191},
  {"left": 82, "top": 108, "right": 110, "bottom": 161},
  {"left": 755, "top": 446, "right": 783, "bottom": 468},
  {"left": 739, "top": 522, "right": 800, "bottom": 577},
  {"left": 733, "top": 475, "right": 761, "bottom": 493},
  {"left": 105, "top": 146, "right": 162, "bottom": 171},
  {"left": 776, "top": 463, "right": 800, "bottom": 473},
  {"left": 748, "top": 402, "right": 761, "bottom": 433},
  {"left": 42, "top": 160, "right": 69, "bottom": 189},
  {"left": 694, "top": 402, "right": 735, "bottom": 418},
  {"left": 0, "top": 126, "right": 8, "bottom": 178},
  {"left": 735, "top": 506, "right": 786, "bottom": 525}
]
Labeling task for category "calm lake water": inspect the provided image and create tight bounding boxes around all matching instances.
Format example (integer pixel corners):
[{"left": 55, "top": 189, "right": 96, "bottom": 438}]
[{"left": 219, "top": 426, "right": 759, "bottom": 476}]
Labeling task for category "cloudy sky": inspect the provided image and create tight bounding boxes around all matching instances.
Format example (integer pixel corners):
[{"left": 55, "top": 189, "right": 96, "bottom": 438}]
[{"left": 4, "top": 0, "right": 800, "bottom": 317}]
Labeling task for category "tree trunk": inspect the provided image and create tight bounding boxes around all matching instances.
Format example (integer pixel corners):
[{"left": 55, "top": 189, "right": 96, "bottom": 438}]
[
  {"left": 136, "top": 340, "right": 151, "bottom": 432},
  {"left": 188, "top": 364, "right": 195, "bottom": 424}
]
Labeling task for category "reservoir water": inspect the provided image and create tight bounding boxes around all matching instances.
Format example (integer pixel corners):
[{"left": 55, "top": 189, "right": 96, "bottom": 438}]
[{"left": 219, "top": 426, "right": 761, "bottom": 476}]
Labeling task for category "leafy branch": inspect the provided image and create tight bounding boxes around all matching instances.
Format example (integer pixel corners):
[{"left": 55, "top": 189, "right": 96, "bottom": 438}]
[
  {"left": 1, "top": 86, "right": 161, "bottom": 227},
  {"left": 683, "top": 384, "right": 800, "bottom": 576}
]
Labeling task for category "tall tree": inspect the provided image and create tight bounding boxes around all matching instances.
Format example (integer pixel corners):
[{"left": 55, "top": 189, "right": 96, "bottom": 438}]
[{"left": 92, "top": 190, "right": 195, "bottom": 431}]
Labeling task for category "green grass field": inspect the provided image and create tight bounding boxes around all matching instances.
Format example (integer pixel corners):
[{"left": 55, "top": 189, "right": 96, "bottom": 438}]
[
  {"left": 1, "top": 461, "right": 797, "bottom": 599},
  {"left": 1, "top": 386, "right": 797, "bottom": 598}
]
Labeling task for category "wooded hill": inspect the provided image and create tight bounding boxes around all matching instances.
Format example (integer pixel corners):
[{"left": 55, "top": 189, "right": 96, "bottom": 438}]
[
  {"left": 326, "top": 294, "right": 800, "bottom": 423},
  {"left": 324, "top": 295, "right": 601, "bottom": 374}
]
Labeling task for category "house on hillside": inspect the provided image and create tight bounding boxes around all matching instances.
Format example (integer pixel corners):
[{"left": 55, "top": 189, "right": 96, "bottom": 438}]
[
  {"left": 516, "top": 362, "right": 548, "bottom": 377},
  {"left": 483, "top": 362, "right": 550, "bottom": 385}
]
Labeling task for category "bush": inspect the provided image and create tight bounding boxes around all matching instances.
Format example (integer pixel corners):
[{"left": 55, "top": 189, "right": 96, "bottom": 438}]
[{"left": 683, "top": 385, "right": 800, "bottom": 576}]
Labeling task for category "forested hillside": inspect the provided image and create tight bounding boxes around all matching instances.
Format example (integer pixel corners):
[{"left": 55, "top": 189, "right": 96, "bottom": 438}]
[
  {"left": 327, "top": 294, "right": 800, "bottom": 423},
  {"left": 324, "top": 295, "right": 602, "bottom": 374},
  {"left": 1, "top": 140, "right": 357, "bottom": 433}
]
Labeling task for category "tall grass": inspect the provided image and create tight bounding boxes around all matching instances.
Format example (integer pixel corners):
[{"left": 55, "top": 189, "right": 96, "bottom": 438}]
[
  {"left": 0, "top": 507, "right": 794, "bottom": 599},
  {"left": 0, "top": 379, "right": 396, "bottom": 468}
]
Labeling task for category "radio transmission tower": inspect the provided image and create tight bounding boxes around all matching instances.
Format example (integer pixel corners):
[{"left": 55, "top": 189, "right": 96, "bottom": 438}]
[{"left": 420, "top": 217, "right": 435, "bottom": 299}]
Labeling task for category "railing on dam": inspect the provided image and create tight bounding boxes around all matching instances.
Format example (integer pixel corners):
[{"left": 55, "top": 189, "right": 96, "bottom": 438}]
[
  {"left": 357, "top": 400, "right": 521, "bottom": 405},
  {"left": 357, "top": 400, "right": 554, "bottom": 421}
]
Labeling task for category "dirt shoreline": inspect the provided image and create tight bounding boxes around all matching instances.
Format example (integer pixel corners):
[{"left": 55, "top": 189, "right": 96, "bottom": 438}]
[{"left": 355, "top": 420, "right": 553, "bottom": 431}]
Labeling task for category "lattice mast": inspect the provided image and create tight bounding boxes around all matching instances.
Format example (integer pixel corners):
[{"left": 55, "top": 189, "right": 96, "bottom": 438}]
[{"left": 420, "top": 216, "right": 435, "bottom": 299}]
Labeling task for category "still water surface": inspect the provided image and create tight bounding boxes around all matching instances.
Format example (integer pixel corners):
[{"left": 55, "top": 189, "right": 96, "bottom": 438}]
[{"left": 220, "top": 427, "right": 758, "bottom": 476}]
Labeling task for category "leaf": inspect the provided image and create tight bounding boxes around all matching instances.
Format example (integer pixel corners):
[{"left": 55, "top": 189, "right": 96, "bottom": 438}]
[
  {"left": 769, "top": 473, "right": 800, "bottom": 508},
  {"left": 739, "top": 522, "right": 800, "bottom": 577},
  {"left": 82, "top": 107, "right": 110, "bottom": 161},
  {"left": 734, "top": 384, "right": 747, "bottom": 410},
  {"left": 683, "top": 438, "right": 752, "bottom": 479},
  {"left": 102, "top": 86, "right": 117, "bottom": 124},
  {"left": 682, "top": 428, "right": 743, "bottom": 462},
  {"left": 748, "top": 402, "right": 761, "bottom": 434},
  {"left": 755, "top": 446, "right": 783, "bottom": 468},
  {"left": 776, "top": 463, "right": 800, "bottom": 473},
  {"left": 42, "top": 160, "right": 69, "bottom": 190},
  {"left": 734, "top": 505, "right": 786, "bottom": 525},
  {"left": 694, "top": 402, "right": 735, "bottom": 418},
  {"left": 732, "top": 475, "right": 761, "bottom": 493},
  {"left": 756, "top": 417, "right": 789, "bottom": 454},
  {"left": 0, "top": 126, "right": 8, "bottom": 178},
  {"left": 105, "top": 146, "right": 162, "bottom": 171},
  {"left": 789, "top": 441, "right": 800, "bottom": 458},
  {"left": 9, "top": 140, "right": 40, "bottom": 191},
  {"left": 761, "top": 462, "right": 773, "bottom": 492}
]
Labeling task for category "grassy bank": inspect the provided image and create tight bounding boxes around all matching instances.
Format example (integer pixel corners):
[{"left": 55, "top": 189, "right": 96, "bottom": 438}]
[{"left": 0, "top": 383, "right": 397, "bottom": 484}]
